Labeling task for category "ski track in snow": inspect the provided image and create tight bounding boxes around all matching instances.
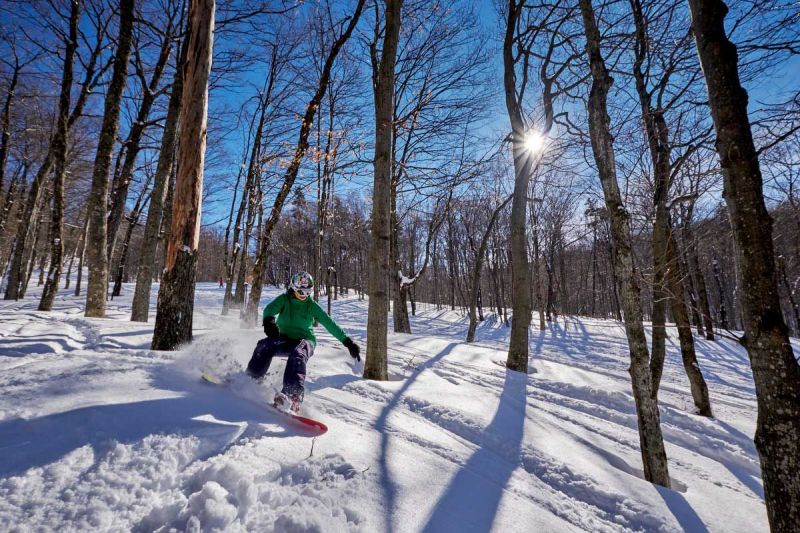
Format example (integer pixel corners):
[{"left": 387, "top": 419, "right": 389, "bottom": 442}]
[{"left": 0, "top": 278, "right": 778, "bottom": 532}]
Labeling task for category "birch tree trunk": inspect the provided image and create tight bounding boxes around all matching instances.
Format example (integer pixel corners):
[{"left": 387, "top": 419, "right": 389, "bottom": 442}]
[
  {"left": 84, "top": 0, "right": 135, "bottom": 317},
  {"left": 579, "top": 0, "right": 671, "bottom": 488},
  {"left": 364, "top": 0, "right": 402, "bottom": 381},
  {"left": 688, "top": 0, "right": 800, "bottom": 526},
  {"left": 151, "top": 0, "right": 214, "bottom": 350}
]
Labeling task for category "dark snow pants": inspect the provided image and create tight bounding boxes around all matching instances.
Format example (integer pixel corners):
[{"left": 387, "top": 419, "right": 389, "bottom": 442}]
[{"left": 246, "top": 336, "right": 314, "bottom": 401}]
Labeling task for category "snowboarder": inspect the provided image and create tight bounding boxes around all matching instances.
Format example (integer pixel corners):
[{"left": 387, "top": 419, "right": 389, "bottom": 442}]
[{"left": 246, "top": 271, "right": 361, "bottom": 413}]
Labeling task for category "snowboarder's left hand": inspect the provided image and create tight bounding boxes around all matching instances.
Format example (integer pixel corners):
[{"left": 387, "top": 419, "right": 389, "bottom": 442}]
[{"left": 343, "top": 337, "right": 360, "bottom": 362}]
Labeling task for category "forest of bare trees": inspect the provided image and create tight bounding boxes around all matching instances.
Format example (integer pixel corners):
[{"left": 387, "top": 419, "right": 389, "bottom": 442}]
[{"left": 1, "top": 0, "right": 798, "bottom": 529}]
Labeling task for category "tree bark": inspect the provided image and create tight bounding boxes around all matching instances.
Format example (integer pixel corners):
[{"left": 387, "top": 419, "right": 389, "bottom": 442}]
[
  {"left": 84, "top": 0, "right": 135, "bottom": 317},
  {"left": 683, "top": 210, "right": 715, "bottom": 339},
  {"left": 628, "top": 0, "right": 710, "bottom": 414},
  {"left": 0, "top": 50, "right": 21, "bottom": 196},
  {"left": 502, "top": 0, "right": 533, "bottom": 372},
  {"left": 74, "top": 214, "right": 89, "bottom": 296},
  {"left": 467, "top": 195, "right": 511, "bottom": 342},
  {"left": 364, "top": 0, "right": 402, "bottom": 381},
  {"left": 112, "top": 172, "right": 151, "bottom": 297},
  {"left": 130, "top": 32, "right": 187, "bottom": 322},
  {"left": 688, "top": 0, "right": 800, "bottom": 526},
  {"left": 579, "top": 0, "right": 671, "bottom": 488},
  {"left": 665, "top": 227, "right": 712, "bottom": 416},
  {"left": 106, "top": 24, "right": 174, "bottom": 260},
  {"left": 39, "top": 0, "right": 80, "bottom": 311},
  {"left": 151, "top": 0, "right": 214, "bottom": 350}
]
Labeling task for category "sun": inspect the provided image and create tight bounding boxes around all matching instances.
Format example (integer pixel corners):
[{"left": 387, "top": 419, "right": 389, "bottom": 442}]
[{"left": 524, "top": 131, "right": 546, "bottom": 154}]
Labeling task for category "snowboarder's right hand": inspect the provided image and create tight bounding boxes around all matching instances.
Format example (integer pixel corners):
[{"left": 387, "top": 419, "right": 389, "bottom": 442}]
[{"left": 263, "top": 316, "right": 279, "bottom": 338}]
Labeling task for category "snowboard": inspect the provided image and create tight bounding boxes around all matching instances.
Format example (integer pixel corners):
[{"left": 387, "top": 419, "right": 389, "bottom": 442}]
[{"left": 201, "top": 370, "right": 328, "bottom": 435}]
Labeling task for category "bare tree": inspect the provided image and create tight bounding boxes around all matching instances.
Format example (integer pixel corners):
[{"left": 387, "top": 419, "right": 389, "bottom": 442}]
[
  {"left": 364, "top": 0, "right": 402, "bottom": 381},
  {"left": 578, "top": 0, "right": 671, "bottom": 487},
  {"left": 502, "top": 0, "right": 534, "bottom": 372},
  {"left": 38, "top": 0, "right": 80, "bottom": 311},
  {"left": 687, "top": 0, "right": 800, "bottom": 527},
  {"left": 84, "top": 0, "right": 135, "bottom": 317},
  {"left": 243, "top": 0, "right": 367, "bottom": 325},
  {"left": 130, "top": 26, "right": 187, "bottom": 322},
  {"left": 151, "top": 0, "right": 215, "bottom": 350}
]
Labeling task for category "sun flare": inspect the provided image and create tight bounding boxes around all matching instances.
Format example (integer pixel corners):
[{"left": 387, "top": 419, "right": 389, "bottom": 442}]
[{"left": 524, "top": 131, "right": 546, "bottom": 154}]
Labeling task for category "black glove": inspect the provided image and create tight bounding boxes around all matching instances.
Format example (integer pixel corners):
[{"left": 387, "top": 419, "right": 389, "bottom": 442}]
[
  {"left": 263, "top": 316, "right": 279, "bottom": 338},
  {"left": 343, "top": 337, "right": 361, "bottom": 362}
]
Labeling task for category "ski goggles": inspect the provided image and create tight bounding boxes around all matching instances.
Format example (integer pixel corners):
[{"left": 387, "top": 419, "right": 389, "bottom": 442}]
[{"left": 292, "top": 287, "right": 312, "bottom": 298}]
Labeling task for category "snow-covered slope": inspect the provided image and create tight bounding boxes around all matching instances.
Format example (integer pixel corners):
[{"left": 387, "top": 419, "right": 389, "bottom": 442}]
[{"left": 0, "top": 280, "right": 774, "bottom": 532}]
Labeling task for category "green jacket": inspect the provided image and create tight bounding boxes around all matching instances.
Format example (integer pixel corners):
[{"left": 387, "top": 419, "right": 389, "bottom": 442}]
[{"left": 262, "top": 292, "right": 348, "bottom": 346}]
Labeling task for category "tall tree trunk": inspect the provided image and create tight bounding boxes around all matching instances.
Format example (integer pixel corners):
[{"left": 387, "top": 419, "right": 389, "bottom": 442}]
[
  {"left": 0, "top": 52, "right": 21, "bottom": 196},
  {"left": 665, "top": 227, "right": 712, "bottom": 416},
  {"left": 5, "top": 153, "right": 54, "bottom": 300},
  {"left": 683, "top": 212, "right": 715, "bottom": 339},
  {"left": 711, "top": 251, "right": 729, "bottom": 329},
  {"left": 151, "top": 0, "right": 215, "bottom": 350},
  {"left": 579, "top": 0, "right": 671, "bottom": 488},
  {"left": 74, "top": 214, "right": 89, "bottom": 296},
  {"left": 4, "top": 10, "right": 104, "bottom": 301},
  {"left": 39, "top": 0, "right": 80, "bottom": 311},
  {"left": 243, "top": 0, "right": 366, "bottom": 326},
  {"left": 64, "top": 218, "right": 83, "bottom": 289},
  {"left": 0, "top": 163, "right": 27, "bottom": 270},
  {"left": 467, "top": 195, "right": 511, "bottom": 342},
  {"left": 106, "top": 26, "right": 174, "bottom": 260},
  {"left": 628, "top": 0, "right": 710, "bottom": 408},
  {"left": 688, "top": 0, "right": 800, "bottom": 526},
  {"left": 112, "top": 173, "right": 151, "bottom": 297},
  {"left": 390, "top": 177, "right": 411, "bottom": 333},
  {"left": 131, "top": 32, "right": 187, "bottom": 322},
  {"left": 364, "top": 0, "right": 402, "bottom": 381},
  {"left": 84, "top": 0, "right": 135, "bottom": 317},
  {"left": 503, "top": 0, "right": 533, "bottom": 372}
]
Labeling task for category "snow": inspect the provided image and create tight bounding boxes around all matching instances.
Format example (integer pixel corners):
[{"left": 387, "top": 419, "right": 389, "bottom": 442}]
[{"left": 0, "top": 275, "right": 784, "bottom": 532}]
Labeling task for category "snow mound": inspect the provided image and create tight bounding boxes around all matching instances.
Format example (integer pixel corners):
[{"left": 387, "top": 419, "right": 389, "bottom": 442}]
[{"left": 141, "top": 453, "right": 367, "bottom": 532}]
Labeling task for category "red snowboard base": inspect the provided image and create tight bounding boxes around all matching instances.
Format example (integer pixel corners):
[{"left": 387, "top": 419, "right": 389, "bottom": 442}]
[{"left": 201, "top": 370, "right": 328, "bottom": 435}]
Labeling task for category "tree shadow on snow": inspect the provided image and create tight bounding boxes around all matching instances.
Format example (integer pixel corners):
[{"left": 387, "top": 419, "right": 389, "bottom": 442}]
[
  {"left": 0, "top": 369, "right": 296, "bottom": 478},
  {"left": 421, "top": 368, "right": 527, "bottom": 533},
  {"left": 375, "top": 341, "right": 459, "bottom": 533},
  {"left": 656, "top": 486, "right": 709, "bottom": 533}
]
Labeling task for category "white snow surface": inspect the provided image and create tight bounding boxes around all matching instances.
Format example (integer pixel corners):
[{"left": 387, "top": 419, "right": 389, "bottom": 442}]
[{"left": 0, "top": 277, "right": 780, "bottom": 532}]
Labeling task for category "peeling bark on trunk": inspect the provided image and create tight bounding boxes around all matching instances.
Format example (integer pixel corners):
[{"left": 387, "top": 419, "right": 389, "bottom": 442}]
[
  {"left": 688, "top": 0, "right": 800, "bottom": 526},
  {"left": 151, "top": 0, "right": 214, "bottom": 350},
  {"left": 85, "top": 0, "right": 135, "bottom": 317},
  {"left": 579, "top": 0, "right": 670, "bottom": 488},
  {"left": 131, "top": 32, "right": 187, "bottom": 322}
]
